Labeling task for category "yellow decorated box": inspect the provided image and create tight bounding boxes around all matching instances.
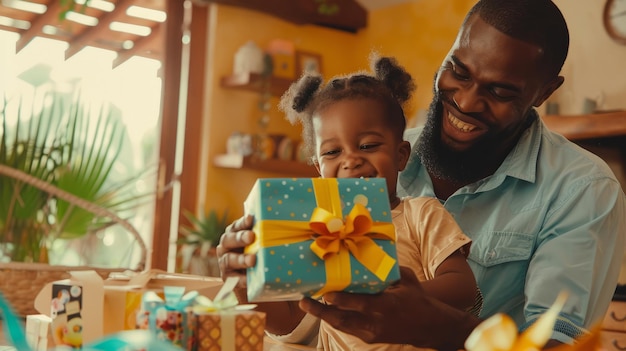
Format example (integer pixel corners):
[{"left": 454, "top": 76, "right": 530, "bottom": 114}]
[
  {"left": 195, "top": 310, "right": 266, "bottom": 351},
  {"left": 244, "top": 178, "right": 400, "bottom": 302}
]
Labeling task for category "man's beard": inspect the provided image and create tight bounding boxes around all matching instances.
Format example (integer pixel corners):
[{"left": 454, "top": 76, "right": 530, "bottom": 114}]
[{"left": 415, "top": 93, "right": 506, "bottom": 184}]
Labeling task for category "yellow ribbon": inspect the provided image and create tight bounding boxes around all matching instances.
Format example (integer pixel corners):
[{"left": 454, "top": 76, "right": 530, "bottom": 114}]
[{"left": 246, "top": 178, "right": 397, "bottom": 298}]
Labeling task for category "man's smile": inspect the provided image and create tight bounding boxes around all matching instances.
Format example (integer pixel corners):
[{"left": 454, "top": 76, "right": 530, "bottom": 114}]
[{"left": 447, "top": 112, "right": 477, "bottom": 132}]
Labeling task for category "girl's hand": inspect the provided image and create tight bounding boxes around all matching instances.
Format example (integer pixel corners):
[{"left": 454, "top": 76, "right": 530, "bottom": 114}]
[{"left": 216, "top": 214, "right": 256, "bottom": 288}]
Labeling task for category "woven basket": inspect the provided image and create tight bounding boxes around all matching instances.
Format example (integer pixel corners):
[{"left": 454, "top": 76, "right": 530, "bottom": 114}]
[{"left": 0, "top": 164, "right": 148, "bottom": 317}]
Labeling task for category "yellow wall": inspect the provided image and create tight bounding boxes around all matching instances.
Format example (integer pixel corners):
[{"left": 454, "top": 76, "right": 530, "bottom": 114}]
[
  {"left": 200, "top": 1, "right": 474, "bottom": 219},
  {"left": 356, "top": 1, "right": 473, "bottom": 116}
]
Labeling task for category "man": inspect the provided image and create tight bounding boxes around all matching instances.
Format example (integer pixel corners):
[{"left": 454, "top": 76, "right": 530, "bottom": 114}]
[{"left": 218, "top": 0, "right": 626, "bottom": 349}]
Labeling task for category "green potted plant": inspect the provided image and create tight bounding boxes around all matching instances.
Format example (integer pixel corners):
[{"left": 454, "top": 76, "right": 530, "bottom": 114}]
[{"left": 177, "top": 208, "right": 229, "bottom": 276}]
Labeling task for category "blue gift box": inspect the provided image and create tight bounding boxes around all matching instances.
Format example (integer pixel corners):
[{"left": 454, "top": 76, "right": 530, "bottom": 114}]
[
  {"left": 139, "top": 287, "right": 197, "bottom": 350},
  {"left": 244, "top": 178, "right": 400, "bottom": 302}
]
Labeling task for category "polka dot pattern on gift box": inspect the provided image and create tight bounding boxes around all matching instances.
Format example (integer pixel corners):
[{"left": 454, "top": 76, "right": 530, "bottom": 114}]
[
  {"left": 256, "top": 178, "right": 392, "bottom": 222},
  {"left": 253, "top": 240, "right": 397, "bottom": 298},
  {"left": 245, "top": 178, "right": 400, "bottom": 302}
]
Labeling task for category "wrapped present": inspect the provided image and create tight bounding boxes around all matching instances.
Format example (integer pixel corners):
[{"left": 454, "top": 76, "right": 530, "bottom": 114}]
[
  {"left": 103, "top": 269, "right": 223, "bottom": 335},
  {"left": 140, "top": 286, "right": 198, "bottom": 350},
  {"left": 192, "top": 277, "right": 266, "bottom": 351},
  {"left": 25, "top": 315, "right": 51, "bottom": 351},
  {"left": 2, "top": 291, "right": 183, "bottom": 351},
  {"left": 33, "top": 271, "right": 104, "bottom": 347},
  {"left": 244, "top": 177, "right": 400, "bottom": 302}
]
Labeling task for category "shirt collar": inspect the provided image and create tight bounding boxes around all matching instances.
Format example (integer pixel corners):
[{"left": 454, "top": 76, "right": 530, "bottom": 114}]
[{"left": 496, "top": 110, "right": 542, "bottom": 184}]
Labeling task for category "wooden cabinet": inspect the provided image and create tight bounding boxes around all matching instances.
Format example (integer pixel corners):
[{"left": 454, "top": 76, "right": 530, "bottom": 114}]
[{"left": 602, "top": 301, "right": 626, "bottom": 351}]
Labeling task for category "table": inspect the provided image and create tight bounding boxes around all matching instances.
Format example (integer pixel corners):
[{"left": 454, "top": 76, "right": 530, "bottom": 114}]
[{"left": 0, "top": 323, "right": 314, "bottom": 350}]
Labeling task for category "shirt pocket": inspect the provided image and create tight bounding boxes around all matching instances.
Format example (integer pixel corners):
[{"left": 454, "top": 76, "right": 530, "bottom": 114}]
[{"left": 469, "top": 232, "right": 534, "bottom": 267}]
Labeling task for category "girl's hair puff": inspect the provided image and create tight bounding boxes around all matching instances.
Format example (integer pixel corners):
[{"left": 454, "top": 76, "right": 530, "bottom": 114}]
[{"left": 279, "top": 54, "right": 415, "bottom": 163}]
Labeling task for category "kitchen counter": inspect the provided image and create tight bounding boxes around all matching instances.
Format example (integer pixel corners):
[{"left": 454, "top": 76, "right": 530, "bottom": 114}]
[{"left": 542, "top": 110, "right": 626, "bottom": 141}]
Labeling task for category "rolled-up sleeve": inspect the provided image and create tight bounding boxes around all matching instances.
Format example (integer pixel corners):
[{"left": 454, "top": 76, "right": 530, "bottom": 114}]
[{"left": 522, "top": 176, "right": 626, "bottom": 343}]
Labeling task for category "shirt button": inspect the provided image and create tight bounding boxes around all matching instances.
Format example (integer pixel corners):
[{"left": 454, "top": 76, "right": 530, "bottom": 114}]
[{"left": 486, "top": 249, "right": 496, "bottom": 260}]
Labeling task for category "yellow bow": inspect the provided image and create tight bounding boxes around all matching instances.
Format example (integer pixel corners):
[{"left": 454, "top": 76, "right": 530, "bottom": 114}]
[
  {"left": 310, "top": 203, "right": 376, "bottom": 257},
  {"left": 309, "top": 203, "right": 397, "bottom": 284}
]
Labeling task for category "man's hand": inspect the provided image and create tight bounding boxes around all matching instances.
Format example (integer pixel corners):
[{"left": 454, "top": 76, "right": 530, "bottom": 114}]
[{"left": 299, "top": 266, "right": 481, "bottom": 351}]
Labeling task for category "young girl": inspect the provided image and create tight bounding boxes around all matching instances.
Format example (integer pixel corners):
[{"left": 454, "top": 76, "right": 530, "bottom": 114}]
[{"left": 259, "top": 54, "right": 481, "bottom": 350}]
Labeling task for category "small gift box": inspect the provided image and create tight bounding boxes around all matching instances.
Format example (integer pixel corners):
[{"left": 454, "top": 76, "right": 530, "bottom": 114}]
[
  {"left": 244, "top": 178, "right": 400, "bottom": 302},
  {"left": 103, "top": 269, "right": 223, "bottom": 335},
  {"left": 25, "top": 315, "right": 51, "bottom": 351},
  {"left": 34, "top": 271, "right": 105, "bottom": 347},
  {"left": 192, "top": 277, "right": 266, "bottom": 351},
  {"left": 140, "top": 286, "right": 199, "bottom": 350}
]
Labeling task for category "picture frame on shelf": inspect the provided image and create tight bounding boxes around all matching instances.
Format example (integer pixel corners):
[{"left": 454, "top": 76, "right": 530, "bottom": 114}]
[
  {"left": 271, "top": 53, "right": 296, "bottom": 79},
  {"left": 295, "top": 50, "right": 323, "bottom": 76}
]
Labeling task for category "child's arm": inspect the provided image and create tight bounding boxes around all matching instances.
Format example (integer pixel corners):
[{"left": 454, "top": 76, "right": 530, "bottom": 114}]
[
  {"left": 410, "top": 197, "right": 478, "bottom": 311},
  {"left": 420, "top": 249, "right": 478, "bottom": 311}
]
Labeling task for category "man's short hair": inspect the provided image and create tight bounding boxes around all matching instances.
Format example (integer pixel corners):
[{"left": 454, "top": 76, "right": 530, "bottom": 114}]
[{"left": 465, "top": 0, "right": 569, "bottom": 78}]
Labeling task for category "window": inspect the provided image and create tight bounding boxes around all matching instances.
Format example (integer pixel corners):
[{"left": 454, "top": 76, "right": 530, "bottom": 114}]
[
  {"left": 0, "top": 31, "right": 161, "bottom": 269},
  {"left": 0, "top": 0, "right": 198, "bottom": 271}
]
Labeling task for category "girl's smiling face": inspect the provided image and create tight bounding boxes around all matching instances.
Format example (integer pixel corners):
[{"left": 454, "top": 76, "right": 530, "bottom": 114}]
[{"left": 312, "top": 98, "right": 411, "bottom": 207}]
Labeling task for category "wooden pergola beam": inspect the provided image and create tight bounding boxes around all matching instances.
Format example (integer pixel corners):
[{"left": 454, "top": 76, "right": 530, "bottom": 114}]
[
  {"left": 16, "top": 0, "right": 61, "bottom": 52},
  {"left": 112, "top": 22, "right": 162, "bottom": 68},
  {"left": 64, "top": 0, "right": 133, "bottom": 59}
]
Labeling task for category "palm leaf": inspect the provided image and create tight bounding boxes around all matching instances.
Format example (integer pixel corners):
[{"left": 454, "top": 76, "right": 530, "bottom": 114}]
[
  {"left": 0, "top": 93, "right": 64, "bottom": 260},
  {"left": 1, "top": 88, "right": 149, "bottom": 260},
  {"left": 54, "top": 95, "right": 127, "bottom": 239}
]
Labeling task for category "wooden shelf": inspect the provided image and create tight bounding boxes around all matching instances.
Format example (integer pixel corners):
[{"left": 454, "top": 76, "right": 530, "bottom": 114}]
[
  {"left": 542, "top": 110, "right": 626, "bottom": 141},
  {"left": 213, "top": 154, "right": 319, "bottom": 177},
  {"left": 220, "top": 72, "right": 293, "bottom": 97},
  {"left": 198, "top": 0, "right": 367, "bottom": 33}
]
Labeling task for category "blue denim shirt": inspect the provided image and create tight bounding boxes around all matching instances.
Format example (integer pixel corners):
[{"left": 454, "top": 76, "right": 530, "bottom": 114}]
[{"left": 398, "top": 114, "right": 626, "bottom": 344}]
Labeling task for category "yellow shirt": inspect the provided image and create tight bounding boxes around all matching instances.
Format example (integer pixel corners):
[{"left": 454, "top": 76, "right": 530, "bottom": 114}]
[{"left": 318, "top": 196, "right": 472, "bottom": 351}]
